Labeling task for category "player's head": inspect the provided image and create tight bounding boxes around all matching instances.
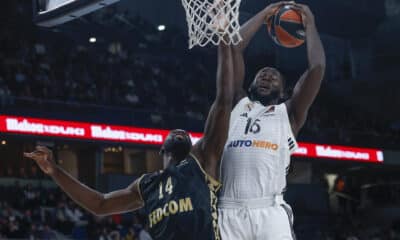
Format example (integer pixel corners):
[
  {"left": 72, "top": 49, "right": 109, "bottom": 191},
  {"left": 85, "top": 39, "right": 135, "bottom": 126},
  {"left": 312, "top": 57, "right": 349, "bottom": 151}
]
[
  {"left": 248, "top": 67, "right": 285, "bottom": 105},
  {"left": 160, "top": 129, "right": 192, "bottom": 168}
]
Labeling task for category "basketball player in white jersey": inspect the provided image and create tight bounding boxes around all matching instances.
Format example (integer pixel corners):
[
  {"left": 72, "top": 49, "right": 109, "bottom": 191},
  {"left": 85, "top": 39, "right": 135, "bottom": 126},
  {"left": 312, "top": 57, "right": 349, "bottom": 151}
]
[{"left": 218, "top": 2, "right": 325, "bottom": 240}]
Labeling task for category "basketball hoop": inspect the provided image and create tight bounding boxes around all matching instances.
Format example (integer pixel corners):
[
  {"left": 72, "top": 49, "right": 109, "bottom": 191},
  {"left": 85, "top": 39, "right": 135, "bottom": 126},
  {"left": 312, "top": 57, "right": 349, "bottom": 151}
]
[{"left": 181, "top": 0, "right": 242, "bottom": 48}]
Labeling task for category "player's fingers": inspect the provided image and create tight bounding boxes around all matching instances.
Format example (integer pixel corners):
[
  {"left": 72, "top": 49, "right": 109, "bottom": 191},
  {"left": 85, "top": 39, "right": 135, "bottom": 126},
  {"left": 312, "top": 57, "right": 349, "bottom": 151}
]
[
  {"left": 283, "top": 1, "right": 295, "bottom": 5},
  {"left": 268, "top": 2, "right": 286, "bottom": 13},
  {"left": 24, "top": 152, "right": 41, "bottom": 162},
  {"left": 271, "top": 1, "right": 291, "bottom": 8},
  {"left": 23, "top": 152, "right": 33, "bottom": 158},
  {"left": 290, "top": 4, "right": 306, "bottom": 15},
  {"left": 36, "top": 145, "right": 49, "bottom": 152},
  {"left": 293, "top": 3, "right": 310, "bottom": 12},
  {"left": 290, "top": 4, "right": 303, "bottom": 10},
  {"left": 37, "top": 146, "right": 52, "bottom": 158}
]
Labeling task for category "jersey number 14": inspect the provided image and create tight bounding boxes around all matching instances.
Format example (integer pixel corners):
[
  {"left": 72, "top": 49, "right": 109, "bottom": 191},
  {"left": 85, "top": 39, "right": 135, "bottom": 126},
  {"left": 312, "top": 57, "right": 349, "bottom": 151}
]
[{"left": 159, "top": 177, "right": 174, "bottom": 199}]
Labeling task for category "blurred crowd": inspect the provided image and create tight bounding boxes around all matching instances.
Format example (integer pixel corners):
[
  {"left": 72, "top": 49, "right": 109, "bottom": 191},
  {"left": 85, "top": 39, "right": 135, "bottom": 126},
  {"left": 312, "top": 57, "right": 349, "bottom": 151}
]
[
  {"left": 0, "top": 181, "right": 152, "bottom": 240},
  {"left": 1, "top": 176, "right": 400, "bottom": 240}
]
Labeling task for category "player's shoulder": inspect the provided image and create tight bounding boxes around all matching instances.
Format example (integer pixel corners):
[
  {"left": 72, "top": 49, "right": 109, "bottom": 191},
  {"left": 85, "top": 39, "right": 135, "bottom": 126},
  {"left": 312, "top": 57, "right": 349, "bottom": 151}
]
[
  {"left": 184, "top": 154, "right": 221, "bottom": 189},
  {"left": 232, "top": 97, "right": 253, "bottom": 114},
  {"left": 175, "top": 155, "right": 201, "bottom": 176},
  {"left": 139, "top": 170, "right": 163, "bottom": 189},
  {"left": 175, "top": 154, "right": 207, "bottom": 179},
  {"left": 276, "top": 102, "right": 291, "bottom": 116},
  {"left": 235, "top": 96, "right": 251, "bottom": 107}
]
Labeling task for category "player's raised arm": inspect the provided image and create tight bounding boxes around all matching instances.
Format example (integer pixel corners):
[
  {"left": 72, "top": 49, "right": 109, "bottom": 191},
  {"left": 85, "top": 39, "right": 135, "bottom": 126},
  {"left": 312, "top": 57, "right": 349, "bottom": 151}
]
[
  {"left": 191, "top": 43, "right": 234, "bottom": 180},
  {"left": 286, "top": 3, "right": 326, "bottom": 136},
  {"left": 232, "top": 1, "right": 292, "bottom": 105},
  {"left": 24, "top": 146, "right": 144, "bottom": 216}
]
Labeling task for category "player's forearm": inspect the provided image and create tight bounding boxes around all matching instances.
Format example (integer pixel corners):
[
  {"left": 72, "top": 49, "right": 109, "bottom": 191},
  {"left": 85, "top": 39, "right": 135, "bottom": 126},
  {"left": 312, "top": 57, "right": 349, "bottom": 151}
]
[
  {"left": 231, "top": 7, "right": 269, "bottom": 102},
  {"left": 50, "top": 166, "right": 105, "bottom": 215},
  {"left": 216, "top": 43, "right": 234, "bottom": 104},
  {"left": 306, "top": 23, "right": 326, "bottom": 72},
  {"left": 232, "top": 49, "right": 246, "bottom": 104},
  {"left": 236, "top": 8, "right": 270, "bottom": 52}
]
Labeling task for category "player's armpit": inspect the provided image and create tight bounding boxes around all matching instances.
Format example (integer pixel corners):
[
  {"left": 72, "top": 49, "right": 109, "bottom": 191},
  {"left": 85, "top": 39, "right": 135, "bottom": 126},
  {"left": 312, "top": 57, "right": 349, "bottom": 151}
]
[{"left": 286, "top": 64, "right": 325, "bottom": 135}]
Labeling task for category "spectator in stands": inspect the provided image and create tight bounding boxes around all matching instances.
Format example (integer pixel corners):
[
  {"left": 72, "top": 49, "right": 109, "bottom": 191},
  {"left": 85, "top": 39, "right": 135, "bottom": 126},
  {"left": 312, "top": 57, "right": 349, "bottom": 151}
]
[
  {"left": 44, "top": 192, "right": 57, "bottom": 207},
  {"left": 124, "top": 227, "right": 138, "bottom": 240},
  {"left": 41, "top": 224, "right": 57, "bottom": 240},
  {"left": 138, "top": 226, "right": 152, "bottom": 240},
  {"left": 65, "top": 201, "right": 84, "bottom": 225},
  {"left": 55, "top": 202, "right": 74, "bottom": 234},
  {"left": 24, "top": 184, "right": 36, "bottom": 209}
]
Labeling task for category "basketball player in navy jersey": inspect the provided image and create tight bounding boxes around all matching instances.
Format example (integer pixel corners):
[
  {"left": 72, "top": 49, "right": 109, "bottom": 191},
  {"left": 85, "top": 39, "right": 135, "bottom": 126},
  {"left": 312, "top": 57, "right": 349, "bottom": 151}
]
[
  {"left": 218, "top": 2, "right": 325, "bottom": 240},
  {"left": 24, "top": 41, "right": 235, "bottom": 240}
]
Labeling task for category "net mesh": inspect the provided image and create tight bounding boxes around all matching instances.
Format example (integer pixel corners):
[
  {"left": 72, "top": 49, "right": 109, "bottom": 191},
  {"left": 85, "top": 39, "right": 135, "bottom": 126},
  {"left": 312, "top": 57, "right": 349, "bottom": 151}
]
[{"left": 181, "top": 0, "right": 242, "bottom": 48}]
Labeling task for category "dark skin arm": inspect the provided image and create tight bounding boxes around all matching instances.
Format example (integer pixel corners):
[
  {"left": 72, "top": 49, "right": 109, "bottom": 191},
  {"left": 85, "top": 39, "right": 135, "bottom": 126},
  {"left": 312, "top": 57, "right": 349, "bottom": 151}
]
[
  {"left": 191, "top": 42, "right": 234, "bottom": 180},
  {"left": 285, "top": 3, "right": 326, "bottom": 136},
  {"left": 24, "top": 146, "right": 144, "bottom": 216},
  {"left": 232, "top": 1, "right": 292, "bottom": 106}
]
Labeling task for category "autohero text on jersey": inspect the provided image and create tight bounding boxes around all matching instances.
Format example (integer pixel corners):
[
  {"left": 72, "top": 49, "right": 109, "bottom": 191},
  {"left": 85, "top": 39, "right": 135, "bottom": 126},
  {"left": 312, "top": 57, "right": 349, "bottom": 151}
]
[{"left": 227, "top": 140, "right": 279, "bottom": 151}]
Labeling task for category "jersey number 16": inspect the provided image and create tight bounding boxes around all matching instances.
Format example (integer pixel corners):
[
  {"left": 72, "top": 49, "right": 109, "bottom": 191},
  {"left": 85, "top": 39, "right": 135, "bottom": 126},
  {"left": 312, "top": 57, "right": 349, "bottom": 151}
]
[{"left": 245, "top": 118, "right": 261, "bottom": 134}]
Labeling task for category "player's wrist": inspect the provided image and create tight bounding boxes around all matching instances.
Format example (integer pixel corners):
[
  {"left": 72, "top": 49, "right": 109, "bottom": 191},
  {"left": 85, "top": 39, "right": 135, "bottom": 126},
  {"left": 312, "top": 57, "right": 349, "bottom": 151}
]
[
  {"left": 263, "top": 7, "right": 275, "bottom": 19},
  {"left": 305, "top": 21, "right": 317, "bottom": 32},
  {"left": 48, "top": 164, "right": 60, "bottom": 177}
]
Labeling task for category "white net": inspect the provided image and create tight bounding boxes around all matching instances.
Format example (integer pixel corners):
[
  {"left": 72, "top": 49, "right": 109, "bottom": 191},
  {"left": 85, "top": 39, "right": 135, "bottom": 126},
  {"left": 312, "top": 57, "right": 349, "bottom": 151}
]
[{"left": 181, "top": 0, "right": 242, "bottom": 48}]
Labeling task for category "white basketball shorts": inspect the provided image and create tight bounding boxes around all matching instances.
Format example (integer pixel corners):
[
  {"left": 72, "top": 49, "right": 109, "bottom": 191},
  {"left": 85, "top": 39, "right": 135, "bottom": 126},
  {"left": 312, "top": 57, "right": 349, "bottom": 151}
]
[{"left": 218, "top": 195, "right": 296, "bottom": 240}]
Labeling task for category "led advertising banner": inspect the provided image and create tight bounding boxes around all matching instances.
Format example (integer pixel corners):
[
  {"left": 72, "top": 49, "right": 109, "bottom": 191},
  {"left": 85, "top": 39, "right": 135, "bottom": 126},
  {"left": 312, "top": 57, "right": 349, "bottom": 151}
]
[{"left": 0, "top": 115, "right": 384, "bottom": 163}]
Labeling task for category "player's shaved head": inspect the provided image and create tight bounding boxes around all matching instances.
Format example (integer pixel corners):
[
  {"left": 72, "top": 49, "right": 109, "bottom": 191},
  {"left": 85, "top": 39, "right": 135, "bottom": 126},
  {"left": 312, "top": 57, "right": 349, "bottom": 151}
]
[{"left": 160, "top": 129, "right": 192, "bottom": 166}]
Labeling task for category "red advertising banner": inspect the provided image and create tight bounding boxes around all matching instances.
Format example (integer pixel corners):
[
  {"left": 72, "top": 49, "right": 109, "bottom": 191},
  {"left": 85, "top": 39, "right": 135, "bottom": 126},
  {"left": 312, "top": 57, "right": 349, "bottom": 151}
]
[
  {"left": 293, "top": 143, "right": 383, "bottom": 163},
  {"left": 0, "top": 115, "right": 383, "bottom": 163}
]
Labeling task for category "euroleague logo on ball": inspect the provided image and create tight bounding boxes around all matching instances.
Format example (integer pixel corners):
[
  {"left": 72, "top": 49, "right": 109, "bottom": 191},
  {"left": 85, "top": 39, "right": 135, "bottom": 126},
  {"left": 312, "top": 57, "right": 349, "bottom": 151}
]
[
  {"left": 267, "top": 5, "right": 305, "bottom": 48},
  {"left": 296, "top": 29, "right": 306, "bottom": 37}
]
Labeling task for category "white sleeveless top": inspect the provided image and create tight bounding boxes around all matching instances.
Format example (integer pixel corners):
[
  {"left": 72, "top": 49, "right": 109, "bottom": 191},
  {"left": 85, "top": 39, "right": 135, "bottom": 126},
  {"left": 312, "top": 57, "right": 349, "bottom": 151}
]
[{"left": 219, "top": 97, "right": 298, "bottom": 200}]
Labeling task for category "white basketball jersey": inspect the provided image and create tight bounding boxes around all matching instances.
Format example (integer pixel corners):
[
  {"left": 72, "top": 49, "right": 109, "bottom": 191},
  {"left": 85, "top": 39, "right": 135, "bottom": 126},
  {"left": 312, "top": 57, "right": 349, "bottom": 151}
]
[{"left": 219, "top": 97, "right": 298, "bottom": 200}]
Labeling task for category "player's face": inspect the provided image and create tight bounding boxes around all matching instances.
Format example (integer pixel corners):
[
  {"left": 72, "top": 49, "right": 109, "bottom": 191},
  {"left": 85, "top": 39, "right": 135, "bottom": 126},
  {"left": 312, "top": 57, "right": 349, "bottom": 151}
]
[
  {"left": 161, "top": 152, "right": 173, "bottom": 169},
  {"left": 253, "top": 67, "right": 283, "bottom": 98}
]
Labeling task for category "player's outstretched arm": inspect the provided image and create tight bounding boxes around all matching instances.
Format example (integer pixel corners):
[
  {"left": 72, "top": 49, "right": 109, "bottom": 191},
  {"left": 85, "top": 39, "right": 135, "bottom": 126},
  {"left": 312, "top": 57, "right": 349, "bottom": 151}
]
[
  {"left": 286, "top": 3, "right": 326, "bottom": 136},
  {"left": 24, "top": 146, "right": 144, "bottom": 216},
  {"left": 232, "top": 1, "right": 292, "bottom": 105},
  {"left": 191, "top": 43, "right": 234, "bottom": 180},
  {"left": 236, "top": 1, "right": 292, "bottom": 52}
]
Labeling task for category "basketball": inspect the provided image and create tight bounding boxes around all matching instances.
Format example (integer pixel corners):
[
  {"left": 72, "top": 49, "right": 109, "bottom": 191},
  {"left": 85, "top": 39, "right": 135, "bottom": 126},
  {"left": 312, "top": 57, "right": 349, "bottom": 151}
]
[{"left": 267, "top": 5, "right": 305, "bottom": 48}]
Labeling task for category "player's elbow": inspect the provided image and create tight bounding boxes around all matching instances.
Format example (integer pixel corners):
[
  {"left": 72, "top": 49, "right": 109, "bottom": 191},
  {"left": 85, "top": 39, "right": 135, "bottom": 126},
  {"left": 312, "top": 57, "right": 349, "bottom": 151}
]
[
  {"left": 309, "top": 64, "right": 325, "bottom": 81},
  {"left": 91, "top": 195, "right": 111, "bottom": 216},
  {"left": 311, "top": 63, "right": 325, "bottom": 74}
]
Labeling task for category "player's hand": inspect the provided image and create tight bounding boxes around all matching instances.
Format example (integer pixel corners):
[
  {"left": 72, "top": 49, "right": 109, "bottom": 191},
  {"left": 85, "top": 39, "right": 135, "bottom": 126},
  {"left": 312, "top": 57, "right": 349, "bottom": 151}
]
[
  {"left": 291, "top": 3, "right": 315, "bottom": 28},
  {"left": 208, "top": 0, "right": 230, "bottom": 33},
  {"left": 263, "top": 1, "right": 294, "bottom": 20},
  {"left": 24, "top": 146, "right": 57, "bottom": 176}
]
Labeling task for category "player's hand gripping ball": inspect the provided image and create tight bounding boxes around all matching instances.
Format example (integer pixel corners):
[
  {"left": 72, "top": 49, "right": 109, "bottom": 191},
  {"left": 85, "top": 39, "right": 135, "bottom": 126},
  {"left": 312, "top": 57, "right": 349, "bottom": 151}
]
[{"left": 267, "top": 4, "right": 305, "bottom": 48}]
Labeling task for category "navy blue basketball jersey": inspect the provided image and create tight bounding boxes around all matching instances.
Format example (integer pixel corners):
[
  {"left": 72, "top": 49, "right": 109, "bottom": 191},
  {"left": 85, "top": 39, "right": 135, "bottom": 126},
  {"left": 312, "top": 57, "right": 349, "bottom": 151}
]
[{"left": 138, "top": 153, "right": 221, "bottom": 240}]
